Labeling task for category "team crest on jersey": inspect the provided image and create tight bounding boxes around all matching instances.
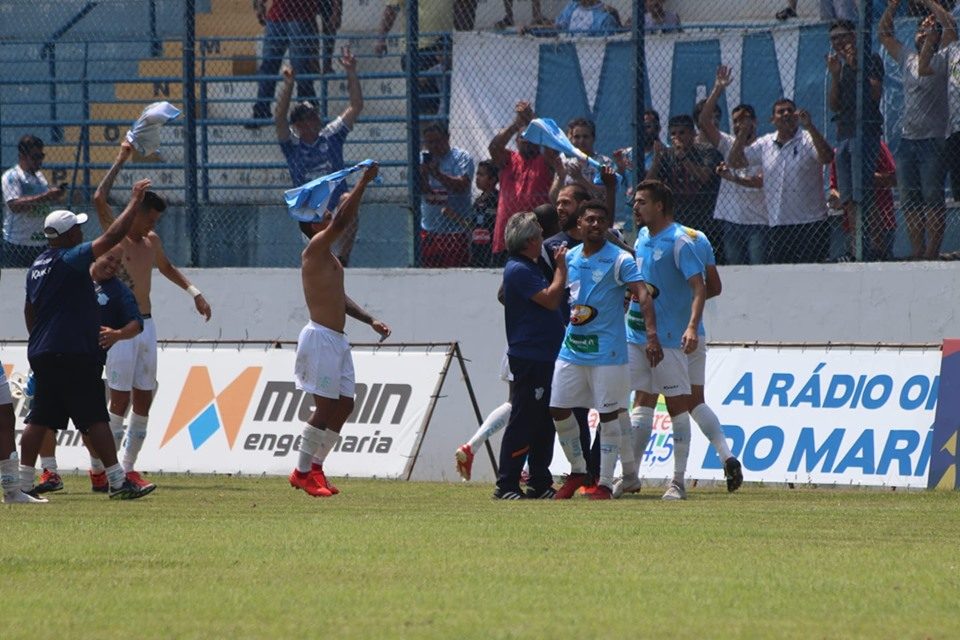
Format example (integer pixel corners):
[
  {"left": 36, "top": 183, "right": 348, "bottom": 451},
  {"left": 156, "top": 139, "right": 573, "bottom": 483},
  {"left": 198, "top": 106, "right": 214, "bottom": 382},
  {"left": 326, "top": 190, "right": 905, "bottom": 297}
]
[
  {"left": 570, "top": 304, "right": 598, "bottom": 326},
  {"left": 591, "top": 268, "right": 604, "bottom": 283},
  {"left": 653, "top": 247, "right": 664, "bottom": 261}
]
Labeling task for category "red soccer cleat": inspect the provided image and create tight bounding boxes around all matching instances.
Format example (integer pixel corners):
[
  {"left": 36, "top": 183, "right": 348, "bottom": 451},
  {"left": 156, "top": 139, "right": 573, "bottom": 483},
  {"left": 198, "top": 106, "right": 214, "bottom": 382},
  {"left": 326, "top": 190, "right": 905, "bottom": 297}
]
[
  {"left": 89, "top": 470, "right": 109, "bottom": 493},
  {"left": 554, "top": 473, "right": 589, "bottom": 499},
  {"left": 289, "top": 469, "right": 332, "bottom": 497},
  {"left": 311, "top": 464, "right": 339, "bottom": 495},
  {"left": 589, "top": 484, "right": 613, "bottom": 500},
  {"left": 34, "top": 469, "right": 64, "bottom": 494},
  {"left": 125, "top": 470, "right": 157, "bottom": 492},
  {"left": 454, "top": 444, "right": 474, "bottom": 481}
]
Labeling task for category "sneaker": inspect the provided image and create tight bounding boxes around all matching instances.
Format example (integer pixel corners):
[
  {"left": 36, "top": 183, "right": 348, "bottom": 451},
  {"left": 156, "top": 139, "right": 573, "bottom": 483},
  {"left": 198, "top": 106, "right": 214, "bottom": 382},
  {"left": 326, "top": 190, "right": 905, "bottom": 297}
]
[
  {"left": 108, "top": 479, "right": 155, "bottom": 500},
  {"left": 125, "top": 470, "right": 157, "bottom": 492},
  {"left": 554, "top": 473, "right": 589, "bottom": 500},
  {"left": 3, "top": 490, "right": 48, "bottom": 504},
  {"left": 454, "top": 444, "right": 474, "bottom": 481},
  {"left": 662, "top": 481, "right": 687, "bottom": 501},
  {"left": 288, "top": 469, "right": 332, "bottom": 497},
  {"left": 724, "top": 457, "right": 744, "bottom": 493},
  {"left": 34, "top": 469, "right": 63, "bottom": 494},
  {"left": 524, "top": 486, "right": 557, "bottom": 499},
  {"left": 310, "top": 464, "right": 339, "bottom": 495},
  {"left": 590, "top": 484, "right": 613, "bottom": 500},
  {"left": 89, "top": 471, "right": 109, "bottom": 493},
  {"left": 612, "top": 475, "right": 643, "bottom": 498},
  {"left": 492, "top": 487, "right": 525, "bottom": 500},
  {"left": 775, "top": 6, "right": 797, "bottom": 20}
]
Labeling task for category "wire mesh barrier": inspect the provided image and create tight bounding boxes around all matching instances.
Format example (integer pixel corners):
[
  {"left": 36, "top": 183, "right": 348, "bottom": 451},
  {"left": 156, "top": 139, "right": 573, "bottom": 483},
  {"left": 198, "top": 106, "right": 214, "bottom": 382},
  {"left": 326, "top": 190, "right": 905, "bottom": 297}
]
[{"left": 3, "top": 1, "right": 960, "bottom": 267}]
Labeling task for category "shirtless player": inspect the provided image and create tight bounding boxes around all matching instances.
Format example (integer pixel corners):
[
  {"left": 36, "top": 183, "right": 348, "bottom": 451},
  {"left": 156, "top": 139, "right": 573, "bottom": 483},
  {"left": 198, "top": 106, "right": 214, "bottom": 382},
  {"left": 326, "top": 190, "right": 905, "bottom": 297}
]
[
  {"left": 93, "top": 141, "right": 212, "bottom": 490},
  {"left": 289, "top": 163, "right": 390, "bottom": 497}
]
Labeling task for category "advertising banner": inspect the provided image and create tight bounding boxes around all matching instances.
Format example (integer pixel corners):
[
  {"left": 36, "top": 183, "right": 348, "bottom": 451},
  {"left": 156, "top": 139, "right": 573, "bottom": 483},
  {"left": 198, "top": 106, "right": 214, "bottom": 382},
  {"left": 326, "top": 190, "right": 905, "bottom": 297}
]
[{"left": 1, "top": 344, "right": 453, "bottom": 479}]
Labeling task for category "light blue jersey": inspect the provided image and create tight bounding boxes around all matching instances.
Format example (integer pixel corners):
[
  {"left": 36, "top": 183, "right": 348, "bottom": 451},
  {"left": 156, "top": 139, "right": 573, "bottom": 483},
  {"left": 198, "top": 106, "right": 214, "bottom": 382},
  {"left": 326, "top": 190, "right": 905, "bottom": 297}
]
[
  {"left": 626, "top": 222, "right": 704, "bottom": 350},
  {"left": 558, "top": 241, "right": 641, "bottom": 366},
  {"left": 682, "top": 226, "right": 716, "bottom": 337}
]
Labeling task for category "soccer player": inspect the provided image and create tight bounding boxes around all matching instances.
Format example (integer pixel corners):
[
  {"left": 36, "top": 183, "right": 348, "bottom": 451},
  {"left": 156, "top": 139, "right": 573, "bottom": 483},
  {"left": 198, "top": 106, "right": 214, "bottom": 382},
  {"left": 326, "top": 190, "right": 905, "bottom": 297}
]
[
  {"left": 289, "top": 163, "right": 391, "bottom": 497},
  {"left": 683, "top": 226, "right": 743, "bottom": 491},
  {"left": 622, "top": 180, "right": 705, "bottom": 501},
  {"left": 19, "top": 182, "right": 156, "bottom": 500},
  {"left": 550, "top": 200, "right": 661, "bottom": 500},
  {"left": 1, "top": 361, "right": 46, "bottom": 503},
  {"left": 93, "top": 141, "right": 212, "bottom": 492}
]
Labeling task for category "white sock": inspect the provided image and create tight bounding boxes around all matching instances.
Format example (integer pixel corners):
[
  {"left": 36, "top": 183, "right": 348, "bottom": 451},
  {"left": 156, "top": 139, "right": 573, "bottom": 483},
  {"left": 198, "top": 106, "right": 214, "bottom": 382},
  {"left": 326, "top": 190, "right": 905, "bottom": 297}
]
[
  {"left": 311, "top": 429, "right": 341, "bottom": 467},
  {"left": 630, "top": 406, "right": 654, "bottom": 464},
  {"left": 40, "top": 456, "right": 58, "bottom": 472},
  {"left": 109, "top": 412, "right": 126, "bottom": 451},
  {"left": 598, "top": 417, "right": 621, "bottom": 489},
  {"left": 296, "top": 425, "right": 325, "bottom": 473},
  {"left": 671, "top": 412, "right": 691, "bottom": 485},
  {"left": 121, "top": 412, "right": 148, "bottom": 472},
  {"left": 554, "top": 414, "right": 587, "bottom": 474},
  {"left": 1, "top": 454, "right": 20, "bottom": 493},
  {"left": 618, "top": 412, "right": 637, "bottom": 478},
  {"left": 106, "top": 463, "right": 126, "bottom": 490},
  {"left": 691, "top": 403, "right": 733, "bottom": 461},
  {"left": 19, "top": 465, "right": 35, "bottom": 491},
  {"left": 90, "top": 457, "right": 105, "bottom": 473},
  {"left": 468, "top": 402, "right": 511, "bottom": 450}
]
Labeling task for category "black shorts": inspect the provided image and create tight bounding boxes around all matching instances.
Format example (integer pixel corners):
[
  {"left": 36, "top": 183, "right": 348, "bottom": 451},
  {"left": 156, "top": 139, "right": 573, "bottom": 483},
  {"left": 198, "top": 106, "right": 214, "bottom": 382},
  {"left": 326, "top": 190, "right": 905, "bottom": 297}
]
[{"left": 27, "top": 353, "right": 108, "bottom": 433}]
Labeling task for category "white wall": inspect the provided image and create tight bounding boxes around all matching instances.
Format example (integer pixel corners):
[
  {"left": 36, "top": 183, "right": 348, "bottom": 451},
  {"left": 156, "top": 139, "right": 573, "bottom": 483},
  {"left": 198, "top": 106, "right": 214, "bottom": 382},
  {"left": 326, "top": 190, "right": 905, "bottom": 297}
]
[{"left": 3, "top": 263, "right": 956, "bottom": 481}]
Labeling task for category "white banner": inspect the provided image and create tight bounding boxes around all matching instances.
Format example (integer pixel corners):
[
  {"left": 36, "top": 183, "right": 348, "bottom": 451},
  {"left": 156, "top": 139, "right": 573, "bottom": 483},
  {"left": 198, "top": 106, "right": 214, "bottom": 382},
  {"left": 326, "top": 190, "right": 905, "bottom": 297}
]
[
  {"left": 547, "top": 346, "right": 939, "bottom": 488},
  {"left": 1, "top": 344, "right": 453, "bottom": 479}
]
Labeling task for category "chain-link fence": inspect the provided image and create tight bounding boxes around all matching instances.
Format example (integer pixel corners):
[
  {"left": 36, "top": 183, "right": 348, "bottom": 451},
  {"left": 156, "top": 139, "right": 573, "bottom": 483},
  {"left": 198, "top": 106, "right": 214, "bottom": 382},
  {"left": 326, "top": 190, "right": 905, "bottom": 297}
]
[{"left": 3, "top": 1, "right": 960, "bottom": 267}]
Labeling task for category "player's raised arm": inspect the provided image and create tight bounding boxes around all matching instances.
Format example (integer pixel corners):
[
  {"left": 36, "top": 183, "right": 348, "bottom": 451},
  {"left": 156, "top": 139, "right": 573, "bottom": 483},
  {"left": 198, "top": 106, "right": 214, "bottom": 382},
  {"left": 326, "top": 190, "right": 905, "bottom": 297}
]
[
  {"left": 93, "top": 141, "right": 134, "bottom": 230},
  {"left": 92, "top": 179, "right": 149, "bottom": 258},
  {"left": 154, "top": 234, "right": 212, "bottom": 321},
  {"left": 304, "top": 163, "right": 379, "bottom": 258}
]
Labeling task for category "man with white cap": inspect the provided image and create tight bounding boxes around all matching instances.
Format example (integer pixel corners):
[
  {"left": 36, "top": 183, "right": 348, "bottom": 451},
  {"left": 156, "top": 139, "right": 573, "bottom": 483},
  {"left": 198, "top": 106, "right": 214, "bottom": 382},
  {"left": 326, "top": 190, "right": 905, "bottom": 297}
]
[{"left": 19, "top": 181, "right": 156, "bottom": 500}]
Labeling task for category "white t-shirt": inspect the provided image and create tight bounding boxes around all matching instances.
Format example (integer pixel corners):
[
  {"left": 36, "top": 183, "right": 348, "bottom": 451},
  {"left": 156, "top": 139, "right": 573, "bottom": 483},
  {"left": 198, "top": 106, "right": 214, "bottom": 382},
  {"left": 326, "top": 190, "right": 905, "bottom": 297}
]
[
  {"left": 945, "top": 41, "right": 960, "bottom": 135},
  {"left": 897, "top": 47, "right": 949, "bottom": 140},
  {"left": 2, "top": 164, "right": 51, "bottom": 246},
  {"left": 743, "top": 130, "right": 828, "bottom": 227},
  {"left": 714, "top": 132, "right": 767, "bottom": 226}
]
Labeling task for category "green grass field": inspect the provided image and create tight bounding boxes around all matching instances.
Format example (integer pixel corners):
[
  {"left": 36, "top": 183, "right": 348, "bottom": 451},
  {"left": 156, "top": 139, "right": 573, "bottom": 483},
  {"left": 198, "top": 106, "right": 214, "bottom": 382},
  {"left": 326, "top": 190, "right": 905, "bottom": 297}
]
[{"left": 1, "top": 474, "right": 957, "bottom": 639}]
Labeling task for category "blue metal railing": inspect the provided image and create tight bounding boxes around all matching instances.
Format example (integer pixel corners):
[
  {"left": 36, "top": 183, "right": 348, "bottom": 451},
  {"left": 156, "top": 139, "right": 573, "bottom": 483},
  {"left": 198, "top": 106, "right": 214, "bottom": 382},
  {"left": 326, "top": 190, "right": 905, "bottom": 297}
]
[{"left": 40, "top": 1, "right": 100, "bottom": 142}]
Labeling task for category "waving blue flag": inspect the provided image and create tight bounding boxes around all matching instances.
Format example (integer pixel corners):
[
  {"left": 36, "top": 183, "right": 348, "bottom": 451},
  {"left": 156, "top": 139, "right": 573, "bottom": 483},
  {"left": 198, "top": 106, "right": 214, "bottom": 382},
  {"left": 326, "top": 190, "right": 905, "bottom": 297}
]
[
  {"left": 283, "top": 159, "right": 377, "bottom": 222},
  {"left": 521, "top": 118, "right": 613, "bottom": 186}
]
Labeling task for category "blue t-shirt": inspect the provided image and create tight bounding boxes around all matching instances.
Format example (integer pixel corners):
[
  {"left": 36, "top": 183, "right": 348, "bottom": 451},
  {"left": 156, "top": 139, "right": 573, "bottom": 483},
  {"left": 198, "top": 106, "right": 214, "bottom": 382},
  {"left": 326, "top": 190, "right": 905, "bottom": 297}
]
[
  {"left": 420, "top": 147, "right": 475, "bottom": 234},
  {"left": 95, "top": 277, "right": 142, "bottom": 365},
  {"left": 280, "top": 116, "right": 350, "bottom": 212},
  {"left": 558, "top": 241, "right": 641, "bottom": 366},
  {"left": 503, "top": 255, "right": 565, "bottom": 363},
  {"left": 627, "top": 223, "right": 705, "bottom": 349},
  {"left": 555, "top": 1, "right": 619, "bottom": 33},
  {"left": 682, "top": 225, "right": 716, "bottom": 337},
  {"left": 25, "top": 242, "right": 98, "bottom": 359}
]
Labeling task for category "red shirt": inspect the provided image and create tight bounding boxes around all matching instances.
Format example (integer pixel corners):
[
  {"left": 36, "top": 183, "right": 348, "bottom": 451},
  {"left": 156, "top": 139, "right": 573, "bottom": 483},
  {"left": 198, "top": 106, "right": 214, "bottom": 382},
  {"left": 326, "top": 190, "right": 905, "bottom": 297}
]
[
  {"left": 267, "top": 0, "right": 320, "bottom": 22},
  {"left": 493, "top": 151, "right": 553, "bottom": 254},
  {"left": 830, "top": 140, "right": 896, "bottom": 232}
]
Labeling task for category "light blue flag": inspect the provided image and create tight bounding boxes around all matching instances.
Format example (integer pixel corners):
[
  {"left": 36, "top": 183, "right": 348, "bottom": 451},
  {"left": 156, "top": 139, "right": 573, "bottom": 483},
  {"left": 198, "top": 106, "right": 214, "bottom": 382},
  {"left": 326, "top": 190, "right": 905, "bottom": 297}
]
[
  {"left": 521, "top": 118, "right": 613, "bottom": 186},
  {"left": 126, "top": 101, "right": 181, "bottom": 156},
  {"left": 283, "top": 159, "right": 377, "bottom": 222}
]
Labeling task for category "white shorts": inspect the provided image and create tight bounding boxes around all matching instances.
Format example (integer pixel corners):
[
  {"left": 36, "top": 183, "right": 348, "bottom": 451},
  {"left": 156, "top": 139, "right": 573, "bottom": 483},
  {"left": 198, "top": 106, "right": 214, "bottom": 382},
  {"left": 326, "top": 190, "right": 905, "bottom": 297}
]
[
  {"left": 628, "top": 343, "right": 691, "bottom": 397},
  {"left": 106, "top": 317, "right": 158, "bottom": 392},
  {"left": 295, "top": 321, "right": 355, "bottom": 399},
  {"left": 0, "top": 365, "right": 12, "bottom": 406},
  {"left": 550, "top": 360, "right": 628, "bottom": 412},
  {"left": 687, "top": 340, "right": 707, "bottom": 387},
  {"left": 499, "top": 348, "right": 513, "bottom": 383}
]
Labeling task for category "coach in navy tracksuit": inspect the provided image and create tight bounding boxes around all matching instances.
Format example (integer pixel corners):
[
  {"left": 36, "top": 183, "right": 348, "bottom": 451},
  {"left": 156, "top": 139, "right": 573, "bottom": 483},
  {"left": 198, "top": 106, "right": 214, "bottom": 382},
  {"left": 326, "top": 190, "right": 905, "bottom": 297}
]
[{"left": 495, "top": 211, "right": 567, "bottom": 500}]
